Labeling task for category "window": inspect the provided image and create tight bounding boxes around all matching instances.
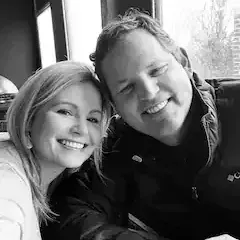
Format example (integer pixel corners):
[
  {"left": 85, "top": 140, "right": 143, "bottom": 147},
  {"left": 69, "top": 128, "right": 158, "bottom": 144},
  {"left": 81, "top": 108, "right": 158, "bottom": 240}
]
[
  {"left": 63, "top": 0, "right": 102, "bottom": 64},
  {"left": 162, "top": 0, "right": 240, "bottom": 79},
  {"left": 37, "top": 6, "right": 56, "bottom": 67}
]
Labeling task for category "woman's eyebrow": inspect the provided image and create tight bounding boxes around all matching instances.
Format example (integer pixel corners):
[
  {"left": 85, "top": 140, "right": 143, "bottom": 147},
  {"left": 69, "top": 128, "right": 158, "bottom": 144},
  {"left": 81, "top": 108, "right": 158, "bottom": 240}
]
[
  {"left": 51, "top": 101, "right": 77, "bottom": 109},
  {"left": 89, "top": 109, "right": 102, "bottom": 115},
  {"left": 53, "top": 102, "right": 102, "bottom": 114}
]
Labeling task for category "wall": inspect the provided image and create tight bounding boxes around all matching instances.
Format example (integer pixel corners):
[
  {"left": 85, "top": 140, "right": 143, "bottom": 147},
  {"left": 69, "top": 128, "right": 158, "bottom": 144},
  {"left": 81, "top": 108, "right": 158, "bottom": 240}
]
[{"left": 0, "top": 0, "right": 40, "bottom": 89}]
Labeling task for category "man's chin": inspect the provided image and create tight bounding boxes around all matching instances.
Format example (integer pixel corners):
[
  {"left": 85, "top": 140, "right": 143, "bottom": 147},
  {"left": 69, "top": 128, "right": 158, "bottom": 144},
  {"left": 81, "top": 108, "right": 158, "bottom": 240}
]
[{"left": 146, "top": 123, "right": 183, "bottom": 146}]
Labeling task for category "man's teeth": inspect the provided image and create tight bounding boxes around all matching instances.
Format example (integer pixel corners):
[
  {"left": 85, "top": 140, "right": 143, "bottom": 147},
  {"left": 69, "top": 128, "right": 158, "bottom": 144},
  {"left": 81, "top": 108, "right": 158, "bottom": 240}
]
[
  {"left": 146, "top": 100, "right": 168, "bottom": 114},
  {"left": 60, "top": 140, "right": 84, "bottom": 149}
]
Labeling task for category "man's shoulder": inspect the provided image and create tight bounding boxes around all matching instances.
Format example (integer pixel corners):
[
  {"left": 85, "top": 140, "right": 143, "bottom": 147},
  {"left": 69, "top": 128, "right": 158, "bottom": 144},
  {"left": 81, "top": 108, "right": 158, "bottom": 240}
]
[
  {"left": 208, "top": 78, "right": 240, "bottom": 168},
  {"left": 206, "top": 78, "right": 240, "bottom": 100}
]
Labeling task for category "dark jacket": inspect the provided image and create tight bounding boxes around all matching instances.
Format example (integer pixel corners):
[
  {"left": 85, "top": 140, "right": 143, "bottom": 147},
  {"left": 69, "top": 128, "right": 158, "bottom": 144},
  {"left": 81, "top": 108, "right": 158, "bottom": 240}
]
[{"left": 42, "top": 74, "right": 240, "bottom": 240}]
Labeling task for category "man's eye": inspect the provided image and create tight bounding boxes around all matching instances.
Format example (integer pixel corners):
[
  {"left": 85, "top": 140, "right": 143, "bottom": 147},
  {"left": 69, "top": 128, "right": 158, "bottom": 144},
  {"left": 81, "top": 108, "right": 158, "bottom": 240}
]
[
  {"left": 149, "top": 64, "right": 168, "bottom": 77},
  {"left": 119, "top": 84, "right": 134, "bottom": 95},
  {"left": 87, "top": 117, "right": 100, "bottom": 124},
  {"left": 57, "top": 109, "right": 72, "bottom": 116}
]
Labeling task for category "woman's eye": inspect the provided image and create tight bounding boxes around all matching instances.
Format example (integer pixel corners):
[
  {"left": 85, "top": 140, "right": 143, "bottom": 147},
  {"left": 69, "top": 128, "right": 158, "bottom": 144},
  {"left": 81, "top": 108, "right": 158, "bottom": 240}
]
[
  {"left": 150, "top": 64, "right": 168, "bottom": 77},
  {"left": 87, "top": 117, "right": 100, "bottom": 124},
  {"left": 57, "top": 109, "right": 72, "bottom": 116}
]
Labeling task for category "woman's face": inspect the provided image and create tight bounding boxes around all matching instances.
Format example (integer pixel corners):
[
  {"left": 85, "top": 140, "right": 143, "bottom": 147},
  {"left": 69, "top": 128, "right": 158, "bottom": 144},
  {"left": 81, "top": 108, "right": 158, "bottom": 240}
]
[{"left": 30, "top": 81, "right": 103, "bottom": 169}]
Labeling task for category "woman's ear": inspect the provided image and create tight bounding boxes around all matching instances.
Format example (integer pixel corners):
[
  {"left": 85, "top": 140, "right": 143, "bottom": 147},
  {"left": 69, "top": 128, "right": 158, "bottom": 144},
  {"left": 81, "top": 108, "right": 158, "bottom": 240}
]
[{"left": 25, "top": 133, "right": 33, "bottom": 149}]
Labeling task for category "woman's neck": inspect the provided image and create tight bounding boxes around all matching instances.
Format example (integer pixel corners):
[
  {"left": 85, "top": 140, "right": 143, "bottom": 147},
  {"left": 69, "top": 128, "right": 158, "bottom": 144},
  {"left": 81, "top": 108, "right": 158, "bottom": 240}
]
[{"left": 39, "top": 160, "right": 65, "bottom": 194}]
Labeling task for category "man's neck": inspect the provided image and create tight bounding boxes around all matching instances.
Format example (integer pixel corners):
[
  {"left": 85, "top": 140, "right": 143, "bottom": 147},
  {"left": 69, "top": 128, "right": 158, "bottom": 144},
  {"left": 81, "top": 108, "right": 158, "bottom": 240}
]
[{"left": 162, "top": 92, "right": 202, "bottom": 147}]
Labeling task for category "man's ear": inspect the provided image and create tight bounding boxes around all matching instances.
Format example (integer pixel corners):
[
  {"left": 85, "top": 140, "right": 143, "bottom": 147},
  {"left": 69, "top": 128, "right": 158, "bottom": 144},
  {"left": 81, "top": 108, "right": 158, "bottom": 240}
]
[{"left": 179, "top": 47, "right": 193, "bottom": 77}]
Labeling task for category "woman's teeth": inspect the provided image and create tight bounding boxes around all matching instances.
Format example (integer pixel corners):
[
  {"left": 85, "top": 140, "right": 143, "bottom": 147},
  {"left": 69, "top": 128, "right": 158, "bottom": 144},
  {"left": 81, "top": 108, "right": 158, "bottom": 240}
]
[{"left": 59, "top": 140, "right": 84, "bottom": 149}]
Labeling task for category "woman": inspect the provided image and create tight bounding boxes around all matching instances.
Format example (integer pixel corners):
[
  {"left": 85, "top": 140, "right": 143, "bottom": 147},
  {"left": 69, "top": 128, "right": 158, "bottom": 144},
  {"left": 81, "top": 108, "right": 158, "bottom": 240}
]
[{"left": 0, "top": 61, "right": 111, "bottom": 240}]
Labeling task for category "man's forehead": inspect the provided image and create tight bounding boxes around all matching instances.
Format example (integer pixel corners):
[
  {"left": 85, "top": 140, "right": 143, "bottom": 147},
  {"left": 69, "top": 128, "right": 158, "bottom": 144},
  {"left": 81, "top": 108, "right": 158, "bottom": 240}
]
[
  {"left": 104, "top": 41, "right": 170, "bottom": 69},
  {"left": 115, "top": 30, "right": 170, "bottom": 58},
  {"left": 101, "top": 29, "right": 172, "bottom": 84}
]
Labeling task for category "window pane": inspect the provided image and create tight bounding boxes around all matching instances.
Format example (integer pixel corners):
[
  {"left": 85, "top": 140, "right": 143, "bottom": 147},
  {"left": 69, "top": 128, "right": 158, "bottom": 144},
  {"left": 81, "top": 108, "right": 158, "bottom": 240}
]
[
  {"left": 162, "top": 0, "right": 240, "bottom": 79},
  {"left": 37, "top": 6, "right": 57, "bottom": 68},
  {"left": 63, "top": 0, "right": 102, "bottom": 64}
]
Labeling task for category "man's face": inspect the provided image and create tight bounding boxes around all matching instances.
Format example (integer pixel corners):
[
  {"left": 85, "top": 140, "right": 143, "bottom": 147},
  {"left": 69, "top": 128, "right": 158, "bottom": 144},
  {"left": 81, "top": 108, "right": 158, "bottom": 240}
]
[{"left": 101, "top": 29, "right": 193, "bottom": 145}]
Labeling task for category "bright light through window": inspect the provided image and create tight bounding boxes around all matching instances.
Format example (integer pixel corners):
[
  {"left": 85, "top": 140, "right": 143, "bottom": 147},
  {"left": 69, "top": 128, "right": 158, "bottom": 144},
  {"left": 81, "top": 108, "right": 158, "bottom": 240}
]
[
  {"left": 162, "top": 0, "right": 240, "bottom": 79},
  {"left": 37, "top": 6, "right": 56, "bottom": 68},
  {"left": 63, "top": 0, "right": 102, "bottom": 64}
]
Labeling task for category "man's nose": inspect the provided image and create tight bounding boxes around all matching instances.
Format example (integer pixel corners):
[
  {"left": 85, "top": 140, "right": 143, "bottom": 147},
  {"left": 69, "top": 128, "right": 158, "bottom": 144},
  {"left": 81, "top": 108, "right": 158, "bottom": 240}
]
[{"left": 137, "top": 75, "right": 159, "bottom": 100}]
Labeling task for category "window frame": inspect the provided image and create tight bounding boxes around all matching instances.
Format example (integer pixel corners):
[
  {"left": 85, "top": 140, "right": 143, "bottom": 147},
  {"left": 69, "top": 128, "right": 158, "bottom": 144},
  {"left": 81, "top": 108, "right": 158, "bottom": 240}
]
[{"left": 34, "top": 0, "right": 69, "bottom": 62}]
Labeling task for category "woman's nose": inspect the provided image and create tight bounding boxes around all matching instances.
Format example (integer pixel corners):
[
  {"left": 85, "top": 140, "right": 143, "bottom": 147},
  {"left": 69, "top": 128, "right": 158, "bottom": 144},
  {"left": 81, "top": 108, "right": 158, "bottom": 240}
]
[{"left": 71, "top": 118, "right": 88, "bottom": 136}]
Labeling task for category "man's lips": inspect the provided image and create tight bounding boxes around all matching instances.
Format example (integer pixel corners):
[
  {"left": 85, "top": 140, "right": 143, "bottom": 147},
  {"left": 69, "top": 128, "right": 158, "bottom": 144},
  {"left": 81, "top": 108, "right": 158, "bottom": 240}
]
[{"left": 143, "top": 99, "right": 169, "bottom": 114}]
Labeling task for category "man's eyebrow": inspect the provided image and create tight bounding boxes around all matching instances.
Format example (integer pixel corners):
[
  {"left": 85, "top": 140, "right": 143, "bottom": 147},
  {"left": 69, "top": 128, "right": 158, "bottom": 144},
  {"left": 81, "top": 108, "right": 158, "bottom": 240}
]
[
  {"left": 117, "top": 78, "right": 128, "bottom": 86},
  {"left": 146, "top": 60, "right": 165, "bottom": 68},
  {"left": 147, "top": 62, "right": 156, "bottom": 68}
]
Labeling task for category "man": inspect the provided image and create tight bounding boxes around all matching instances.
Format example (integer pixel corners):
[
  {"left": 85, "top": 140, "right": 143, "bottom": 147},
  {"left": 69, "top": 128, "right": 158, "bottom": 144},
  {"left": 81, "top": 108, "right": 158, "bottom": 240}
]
[{"left": 42, "top": 9, "right": 240, "bottom": 240}]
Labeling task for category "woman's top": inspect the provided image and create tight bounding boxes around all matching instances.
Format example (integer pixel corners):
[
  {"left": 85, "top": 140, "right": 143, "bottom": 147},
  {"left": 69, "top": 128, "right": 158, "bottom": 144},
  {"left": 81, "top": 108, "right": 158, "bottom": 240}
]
[{"left": 0, "top": 140, "right": 41, "bottom": 240}]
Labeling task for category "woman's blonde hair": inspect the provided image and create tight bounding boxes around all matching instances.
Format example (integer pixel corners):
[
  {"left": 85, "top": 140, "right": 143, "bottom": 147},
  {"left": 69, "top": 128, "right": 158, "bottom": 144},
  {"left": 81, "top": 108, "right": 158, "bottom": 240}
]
[{"left": 6, "top": 61, "right": 111, "bottom": 223}]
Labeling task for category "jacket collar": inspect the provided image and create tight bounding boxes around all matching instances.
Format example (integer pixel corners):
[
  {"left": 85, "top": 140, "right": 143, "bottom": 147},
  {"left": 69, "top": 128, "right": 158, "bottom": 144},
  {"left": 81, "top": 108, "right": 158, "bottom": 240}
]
[{"left": 190, "top": 72, "right": 220, "bottom": 167}]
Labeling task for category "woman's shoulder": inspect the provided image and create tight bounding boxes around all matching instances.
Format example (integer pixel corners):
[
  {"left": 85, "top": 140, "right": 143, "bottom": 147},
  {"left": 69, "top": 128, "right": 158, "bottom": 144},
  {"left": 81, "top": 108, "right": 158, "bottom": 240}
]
[
  {"left": 0, "top": 155, "right": 30, "bottom": 203},
  {"left": 0, "top": 141, "right": 41, "bottom": 239},
  {"left": 0, "top": 178, "right": 41, "bottom": 240},
  {"left": 0, "top": 140, "right": 19, "bottom": 157},
  {"left": 0, "top": 140, "right": 25, "bottom": 175},
  {"left": 0, "top": 140, "right": 30, "bottom": 204}
]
